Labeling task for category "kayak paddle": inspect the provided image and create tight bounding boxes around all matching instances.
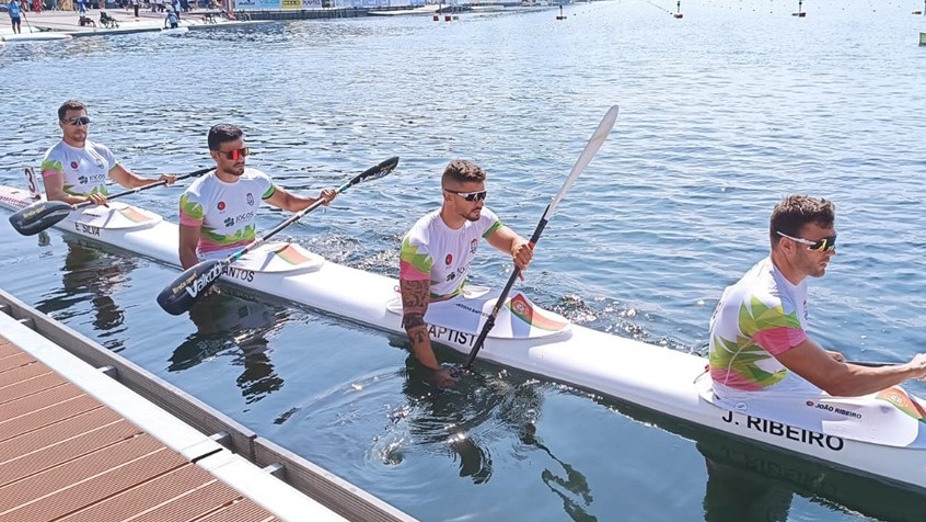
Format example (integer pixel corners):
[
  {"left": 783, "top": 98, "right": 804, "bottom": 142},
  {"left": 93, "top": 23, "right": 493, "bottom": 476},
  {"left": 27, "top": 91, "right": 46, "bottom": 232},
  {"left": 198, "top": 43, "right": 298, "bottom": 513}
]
[
  {"left": 8, "top": 166, "right": 213, "bottom": 236},
  {"left": 464, "top": 106, "right": 619, "bottom": 369},
  {"left": 156, "top": 156, "right": 400, "bottom": 316},
  {"left": 848, "top": 360, "right": 898, "bottom": 367}
]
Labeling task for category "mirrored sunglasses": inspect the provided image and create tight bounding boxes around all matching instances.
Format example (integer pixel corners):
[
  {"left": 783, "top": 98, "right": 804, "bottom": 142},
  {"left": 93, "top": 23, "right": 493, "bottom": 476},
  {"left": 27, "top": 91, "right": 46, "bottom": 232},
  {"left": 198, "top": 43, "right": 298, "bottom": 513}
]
[
  {"left": 776, "top": 231, "right": 837, "bottom": 252},
  {"left": 217, "top": 147, "right": 249, "bottom": 161},
  {"left": 64, "top": 116, "right": 91, "bottom": 126},
  {"left": 446, "top": 189, "right": 487, "bottom": 202}
]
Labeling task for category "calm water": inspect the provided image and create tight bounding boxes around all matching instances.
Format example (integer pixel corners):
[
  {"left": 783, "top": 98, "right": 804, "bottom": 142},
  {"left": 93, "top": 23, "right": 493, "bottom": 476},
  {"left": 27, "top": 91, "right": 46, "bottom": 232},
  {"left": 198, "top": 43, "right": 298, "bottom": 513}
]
[{"left": 2, "top": 1, "right": 926, "bottom": 520}]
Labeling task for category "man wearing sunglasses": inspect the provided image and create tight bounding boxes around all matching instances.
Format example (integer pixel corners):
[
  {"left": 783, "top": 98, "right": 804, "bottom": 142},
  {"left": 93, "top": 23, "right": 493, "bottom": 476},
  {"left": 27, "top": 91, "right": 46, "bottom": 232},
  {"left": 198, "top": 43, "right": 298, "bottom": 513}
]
[
  {"left": 41, "top": 99, "right": 176, "bottom": 207},
  {"left": 399, "top": 159, "right": 533, "bottom": 387},
  {"left": 177, "top": 124, "right": 336, "bottom": 271},
  {"left": 708, "top": 195, "right": 926, "bottom": 405}
]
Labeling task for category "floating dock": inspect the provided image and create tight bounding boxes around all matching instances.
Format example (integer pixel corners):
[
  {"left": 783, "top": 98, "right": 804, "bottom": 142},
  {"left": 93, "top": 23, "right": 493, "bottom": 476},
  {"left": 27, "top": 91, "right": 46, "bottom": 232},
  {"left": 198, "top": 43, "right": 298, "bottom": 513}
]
[{"left": 0, "top": 288, "right": 418, "bottom": 522}]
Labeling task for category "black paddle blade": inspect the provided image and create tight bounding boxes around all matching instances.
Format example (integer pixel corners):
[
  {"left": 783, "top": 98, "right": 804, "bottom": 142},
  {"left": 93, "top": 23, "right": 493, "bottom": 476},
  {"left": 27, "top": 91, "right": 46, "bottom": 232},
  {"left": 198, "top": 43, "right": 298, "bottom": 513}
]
[
  {"left": 8, "top": 200, "right": 73, "bottom": 236},
  {"left": 349, "top": 156, "right": 399, "bottom": 187},
  {"left": 156, "top": 259, "right": 226, "bottom": 315}
]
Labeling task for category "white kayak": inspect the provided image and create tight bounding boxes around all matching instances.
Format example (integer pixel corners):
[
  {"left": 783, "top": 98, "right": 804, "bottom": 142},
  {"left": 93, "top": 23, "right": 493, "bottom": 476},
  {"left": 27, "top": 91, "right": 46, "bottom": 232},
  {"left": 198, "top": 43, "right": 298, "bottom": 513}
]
[
  {"left": 2, "top": 181, "right": 926, "bottom": 493},
  {"left": 161, "top": 26, "right": 190, "bottom": 36},
  {"left": 0, "top": 32, "right": 72, "bottom": 42}
]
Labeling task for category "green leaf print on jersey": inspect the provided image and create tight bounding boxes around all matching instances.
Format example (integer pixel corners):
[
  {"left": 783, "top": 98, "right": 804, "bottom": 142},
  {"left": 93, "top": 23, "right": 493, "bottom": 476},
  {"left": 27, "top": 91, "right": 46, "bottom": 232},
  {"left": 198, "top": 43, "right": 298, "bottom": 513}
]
[
  {"left": 63, "top": 184, "right": 108, "bottom": 197},
  {"left": 710, "top": 296, "right": 800, "bottom": 390},
  {"left": 737, "top": 295, "right": 801, "bottom": 337},
  {"left": 203, "top": 224, "right": 257, "bottom": 246},
  {"left": 399, "top": 236, "right": 434, "bottom": 275},
  {"left": 179, "top": 194, "right": 204, "bottom": 221}
]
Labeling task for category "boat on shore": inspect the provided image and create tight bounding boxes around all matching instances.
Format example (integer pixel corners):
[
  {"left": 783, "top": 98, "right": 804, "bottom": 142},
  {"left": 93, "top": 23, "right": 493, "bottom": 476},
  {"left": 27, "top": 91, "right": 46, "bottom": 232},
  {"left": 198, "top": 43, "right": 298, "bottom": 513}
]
[
  {"left": 3, "top": 180, "right": 926, "bottom": 494},
  {"left": 0, "top": 31, "right": 72, "bottom": 42}
]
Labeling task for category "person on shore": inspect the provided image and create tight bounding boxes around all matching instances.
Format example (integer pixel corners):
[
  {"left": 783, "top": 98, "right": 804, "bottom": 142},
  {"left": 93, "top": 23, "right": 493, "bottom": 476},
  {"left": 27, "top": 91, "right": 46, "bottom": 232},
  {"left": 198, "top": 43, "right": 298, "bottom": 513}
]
[
  {"left": 7, "top": 0, "right": 22, "bottom": 34},
  {"left": 130, "top": 0, "right": 138, "bottom": 17},
  {"left": 708, "top": 195, "right": 926, "bottom": 402},
  {"left": 41, "top": 100, "right": 176, "bottom": 206},
  {"left": 399, "top": 159, "right": 533, "bottom": 387},
  {"left": 164, "top": 7, "right": 177, "bottom": 26},
  {"left": 177, "top": 124, "right": 337, "bottom": 270}
]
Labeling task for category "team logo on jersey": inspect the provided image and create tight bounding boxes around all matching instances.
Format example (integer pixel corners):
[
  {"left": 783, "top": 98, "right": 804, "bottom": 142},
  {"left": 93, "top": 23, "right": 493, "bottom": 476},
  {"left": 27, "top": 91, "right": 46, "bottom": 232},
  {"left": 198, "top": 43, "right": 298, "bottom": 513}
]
[
  {"left": 224, "top": 217, "right": 235, "bottom": 228},
  {"left": 78, "top": 175, "right": 88, "bottom": 185},
  {"left": 469, "top": 239, "right": 478, "bottom": 254},
  {"left": 246, "top": 193, "right": 254, "bottom": 206},
  {"left": 70, "top": 161, "right": 79, "bottom": 170},
  {"left": 445, "top": 254, "right": 453, "bottom": 265},
  {"left": 218, "top": 201, "right": 226, "bottom": 211}
]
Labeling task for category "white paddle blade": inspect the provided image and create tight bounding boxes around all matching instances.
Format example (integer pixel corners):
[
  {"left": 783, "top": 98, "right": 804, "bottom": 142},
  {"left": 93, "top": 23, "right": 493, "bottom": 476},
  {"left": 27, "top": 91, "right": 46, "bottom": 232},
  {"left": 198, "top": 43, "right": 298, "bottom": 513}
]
[{"left": 546, "top": 105, "right": 619, "bottom": 218}]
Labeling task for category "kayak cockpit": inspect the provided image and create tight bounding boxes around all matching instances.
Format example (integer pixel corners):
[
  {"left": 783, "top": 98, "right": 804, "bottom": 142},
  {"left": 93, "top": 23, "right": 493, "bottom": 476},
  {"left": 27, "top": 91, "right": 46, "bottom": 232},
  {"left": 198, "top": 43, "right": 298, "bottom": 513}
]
[{"left": 696, "top": 372, "right": 926, "bottom": 449}]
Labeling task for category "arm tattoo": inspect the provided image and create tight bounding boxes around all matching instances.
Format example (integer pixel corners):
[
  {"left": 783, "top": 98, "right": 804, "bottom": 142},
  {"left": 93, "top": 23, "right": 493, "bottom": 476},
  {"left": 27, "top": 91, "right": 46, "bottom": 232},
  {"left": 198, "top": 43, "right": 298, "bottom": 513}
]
[
  {"left": 403, "top": 313, "right": 425, "bottom": 330},
  {"left": 400, "top": 279, "right": 429, "bottom": 318},
  {"left": 400, "top": 279, "right": 430, "bottom": 313},
  {"left": 411, "top": 328, "right": 428, "bottom": 344}
]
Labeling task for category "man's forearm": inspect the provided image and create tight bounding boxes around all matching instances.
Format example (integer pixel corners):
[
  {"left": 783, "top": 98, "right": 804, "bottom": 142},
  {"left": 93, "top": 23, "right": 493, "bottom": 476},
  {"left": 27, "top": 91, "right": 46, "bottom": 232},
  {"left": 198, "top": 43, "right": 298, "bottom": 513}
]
[{"left": 401, "top": 278, "right": 440, "bottom": 370}]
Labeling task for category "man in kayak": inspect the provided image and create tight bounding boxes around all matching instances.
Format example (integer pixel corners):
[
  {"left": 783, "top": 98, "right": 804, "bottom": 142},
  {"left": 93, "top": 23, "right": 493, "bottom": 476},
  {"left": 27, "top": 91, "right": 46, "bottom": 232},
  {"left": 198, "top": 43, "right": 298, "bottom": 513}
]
[
  {"left": 709, "top": 194, "right": 926, "bottom": 401},
  {"left": 178, "top": 123, "right": 337, "bottom": 270},
  {"left": 42, "top": 100, "right": 176, "bottom": 207},
  {"left": 399, "top": 159, "right": 533, "bottom": 387}
]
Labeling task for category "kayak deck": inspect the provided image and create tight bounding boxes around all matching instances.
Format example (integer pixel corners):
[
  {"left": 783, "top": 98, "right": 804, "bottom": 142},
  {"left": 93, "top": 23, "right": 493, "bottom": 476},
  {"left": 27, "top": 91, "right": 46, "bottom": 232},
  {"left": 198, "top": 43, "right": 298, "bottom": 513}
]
[{"left": 2, "top": 183, "right": 925, "bottom": 493}]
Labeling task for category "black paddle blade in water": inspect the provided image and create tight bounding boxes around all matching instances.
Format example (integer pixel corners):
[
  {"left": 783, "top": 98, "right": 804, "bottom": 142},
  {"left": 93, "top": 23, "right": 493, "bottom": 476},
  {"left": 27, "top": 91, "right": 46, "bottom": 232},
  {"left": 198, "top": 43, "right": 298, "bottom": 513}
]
[
  {"left": 156, "top": 259, "right": 226, "bottom": 315},
  {"left": 9, "top": 200, "right": 74, "bottom": 236}
]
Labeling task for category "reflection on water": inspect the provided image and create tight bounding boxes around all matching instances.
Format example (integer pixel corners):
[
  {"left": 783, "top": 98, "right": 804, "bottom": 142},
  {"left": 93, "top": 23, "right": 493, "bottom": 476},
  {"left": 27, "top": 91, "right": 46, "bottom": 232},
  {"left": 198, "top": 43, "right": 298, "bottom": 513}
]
[
  {"left": 700, "top": 441, "right": 794, "bottom": 522},
  {"left": 519, "top": 423, "right": 597, "bottom": 522},
  {"left": 697, "top": 435, "right": 926, "bottom": 522},
  {"left": 399, "top": 342, "right": 597, "bottom": 520},
  {"left": 400, "top": 358, "right": 499, "bottom": 484},
  {"left": 171, "top": 289, "right": 289, "bottom": 404},
  {"left": 595, "top": 393, "right": 926, "bottom": 522},
  {"left": 34, "top": 237, "right": 135, "bottom": 351},
  {"left": 3, "top": 1, "right": 925, "bottom": 519}
]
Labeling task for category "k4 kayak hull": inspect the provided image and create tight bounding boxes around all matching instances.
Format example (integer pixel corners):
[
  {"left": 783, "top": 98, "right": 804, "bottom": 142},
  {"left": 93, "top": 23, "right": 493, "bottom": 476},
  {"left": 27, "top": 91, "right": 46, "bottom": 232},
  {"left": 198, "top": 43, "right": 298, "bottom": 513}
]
[{"left": 2, "top": 182, "right": 925, "bottom": 492}]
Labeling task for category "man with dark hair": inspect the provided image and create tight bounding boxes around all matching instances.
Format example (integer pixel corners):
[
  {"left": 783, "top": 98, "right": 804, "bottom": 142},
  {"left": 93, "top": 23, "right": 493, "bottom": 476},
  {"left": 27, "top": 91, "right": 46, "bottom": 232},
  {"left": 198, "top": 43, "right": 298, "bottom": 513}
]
[
  {"left": 399, "top": 159, "right": 533, "bottom": 386},
  {"left": 178, "top": 124, "right": 336, "bottom": 270},
  {"left": 709, "top": 195, "right": 926, "bottom": 401},
  {"left": 42, "top": 99, "right": 175, "bottom": 206}
]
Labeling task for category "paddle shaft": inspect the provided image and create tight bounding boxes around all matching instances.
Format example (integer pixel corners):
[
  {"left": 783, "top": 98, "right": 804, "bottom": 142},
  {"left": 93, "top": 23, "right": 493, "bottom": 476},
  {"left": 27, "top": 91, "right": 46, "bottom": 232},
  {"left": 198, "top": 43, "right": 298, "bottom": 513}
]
[
  {"left": 463, "top": 106, "right": 619, "bottom": 369},
  {"left": 464, "top": 215, "right": 548, "bottom": 369},
  {"left": 849, "top": 360, "right": 899, "bottom": 368},
  {"left": 222, "top": 175, "right": 357, "bottom": 265},
  {"left": 9, "top": 166, "right": 213, "bottom": 236},
  {"left": 21, "top": 8, "right": 33, "bottom": 33},
  {"left": 71, "top": 166, "right": 213, "bottom": 211},
  {"left": 156, "top": 157, "right": 399, "bottom": 315}
]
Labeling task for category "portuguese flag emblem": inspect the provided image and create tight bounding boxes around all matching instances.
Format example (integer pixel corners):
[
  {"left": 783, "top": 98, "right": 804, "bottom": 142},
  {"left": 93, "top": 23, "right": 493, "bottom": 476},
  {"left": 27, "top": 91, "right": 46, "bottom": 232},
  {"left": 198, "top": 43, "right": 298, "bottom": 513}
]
[
  {"left": 877, "top": 386, "right": 926, "bottom": 423},
  {"left": 507, "top": 293, "right": 568, "bottom": 332},
  {"left": 273, "top": 244, "right": 311, "bottom": 265}
]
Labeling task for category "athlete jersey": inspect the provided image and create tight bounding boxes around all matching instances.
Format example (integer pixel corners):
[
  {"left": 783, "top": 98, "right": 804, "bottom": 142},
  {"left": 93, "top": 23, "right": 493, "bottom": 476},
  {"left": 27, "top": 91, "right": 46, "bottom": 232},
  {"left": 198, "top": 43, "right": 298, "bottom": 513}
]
[
  {"left": 41, "top": 140, "right": 118, "bottom": 197},
  {"left": 179, "top": 167, "right": 276, "bottom": 255},
  {"left": 399, "top": 208, "right": 503, "bottom": 299},
  {"left": 708, "top": 256, "right": 820, "bottom": 398}
]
